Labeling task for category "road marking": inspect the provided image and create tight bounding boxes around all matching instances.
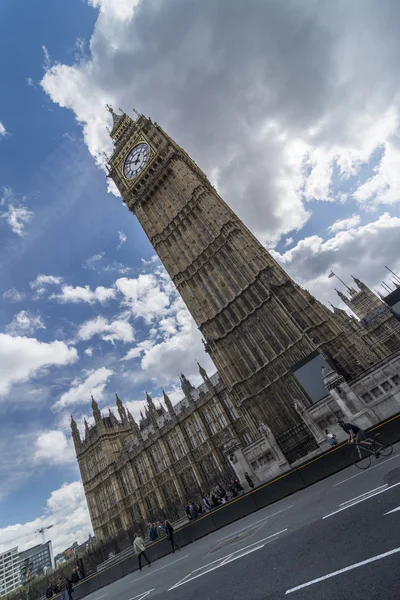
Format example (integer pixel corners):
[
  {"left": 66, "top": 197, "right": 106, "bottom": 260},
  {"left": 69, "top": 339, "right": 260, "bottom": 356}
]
[
  {"left": 323, "top": 481, "right": 400, "bottom": 519},
  {"left": 385, "top": 506, "right": 400, "bottom": 515},
  {"left": 93, "top": 596, "right": 107, "bottom": 600},
  {"left": 285, "top": 546, "right": 400, "bottom": 594},
  {"left": 216, "top": 505, "right": 293, "bottom": 542},
  {"left": 168, "top": 529, "right": 286, "bottom": 591},
  {"left": 339, "top": 484, "right": 388, "bottom": 506},
  {"left": 127, "top": 590, "right": 154, "bottom": 600},
  {"left": 132, "top": 555, "right": 188, "bottom": 582},
  {"left": 333, "top": 452, "right": 400, "bottom": 486}
]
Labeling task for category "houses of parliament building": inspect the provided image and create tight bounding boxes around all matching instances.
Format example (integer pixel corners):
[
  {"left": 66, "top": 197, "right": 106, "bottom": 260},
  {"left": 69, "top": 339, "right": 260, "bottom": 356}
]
[{"left": 72, "top": 108, "right": 400, "bottom": 540}]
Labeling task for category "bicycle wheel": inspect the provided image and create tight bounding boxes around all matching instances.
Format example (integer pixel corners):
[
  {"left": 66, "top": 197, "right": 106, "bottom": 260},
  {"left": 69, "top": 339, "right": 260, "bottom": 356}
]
[
  {"left": 375, "top": 440, "right": 393, "bottom": 457},
  {"left": 352, "top": 446, "right": 371, "bottom": 469}
]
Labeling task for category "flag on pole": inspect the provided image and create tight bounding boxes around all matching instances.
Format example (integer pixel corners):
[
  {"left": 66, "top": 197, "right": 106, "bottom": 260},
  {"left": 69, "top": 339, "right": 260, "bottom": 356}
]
[{"left": 328, "top": 271, "right": 335, "bottom": 279}]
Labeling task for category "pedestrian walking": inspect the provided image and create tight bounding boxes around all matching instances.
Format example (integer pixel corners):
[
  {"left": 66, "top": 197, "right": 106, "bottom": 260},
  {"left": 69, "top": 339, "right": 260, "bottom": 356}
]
[
  {"left": 57, "top": 577, "right": 68, "bottom": 600},
  {"left": 164, "top": 519, "right": 180, "bottom": 553},
  {"left": 244, "top": 472, "right": 254, "bottom": 489},
  {"left": 133, "top": 534, "right": 151, "bottom": 571}
]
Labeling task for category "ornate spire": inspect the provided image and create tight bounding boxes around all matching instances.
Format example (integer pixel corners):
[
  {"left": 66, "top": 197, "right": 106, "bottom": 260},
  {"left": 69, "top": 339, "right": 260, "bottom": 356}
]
[
  {"left": 196, "top": 360, "right": 210, "bottom": 384},
  {"left": 91, "top": 394, "right": 102, "bottom": 425},
  {"left": 116, "top": 393, "right": 127, "bottom": 422},
  {"left": 108, "top": 408, "right": 118, "bottom": 426},
  {"left": 351, "top": 275, "right": 364, "bottom": 288},
  {"left": 84, "top": 418, "right": 90, "bottom": 437},
  {"left": 336, "top": 288, "right": 348, "bottom": 302},
  {"left": 146, "top": 391, "right": 155, "bottom": 411},
  {"left": 106, "top": 104, "right": 125, "bottom": 133},
  {"left": 71, "top": 415, "right": 81, "bottom": 447},
  {"left": 163, "top": 389, "right": 174, "bottom": 414}
]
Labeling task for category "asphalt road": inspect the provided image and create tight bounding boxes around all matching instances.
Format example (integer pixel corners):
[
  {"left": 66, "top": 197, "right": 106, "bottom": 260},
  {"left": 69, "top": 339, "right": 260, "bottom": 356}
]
[{"left": 82, "top": 445, "right": 400, "bottom": 600}]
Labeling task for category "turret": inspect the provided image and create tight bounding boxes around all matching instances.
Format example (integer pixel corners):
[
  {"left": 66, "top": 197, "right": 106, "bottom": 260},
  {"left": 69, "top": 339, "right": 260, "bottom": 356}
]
[
  {"left": 71, "top": 415, "right": 81, "bottom": 449},
  {"left": 145, "top": 392, "right": 158, "bottom": 429},
  {"left": 84, "top": 418, "right": 90, "bottom": 439},
  {"left": 180, "top": 373, "right": 194, "bottom": 401},
  {"left": 196, "top": 360, "right": 211, "bottom": 386},
  {"left": 163, "top": 390, "right": 175, "bottom": 415},
  {"left": 108, "top": 408, "right": 118, "bottom": 426},
  {"left": 116, "top": 393, "right": 127, "bottom": 423},
  {"left": 146, "top": 391, "right": 156, "bottom": 412},
  {"left": 91, "top": 394, "right": 102, "bottom": 426}
]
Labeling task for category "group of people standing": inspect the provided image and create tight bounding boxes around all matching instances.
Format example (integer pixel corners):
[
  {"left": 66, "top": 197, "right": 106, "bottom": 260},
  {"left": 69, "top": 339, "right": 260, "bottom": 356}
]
[{"left": 45, "top": 564, "right": 84, "bottom": 599}]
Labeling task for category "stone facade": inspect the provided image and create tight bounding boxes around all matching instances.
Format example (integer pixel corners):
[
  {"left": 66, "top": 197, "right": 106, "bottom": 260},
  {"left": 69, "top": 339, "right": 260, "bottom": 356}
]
[
  {"left": 336, "top": 277, "right": 400, "bottom": 354},
  {"left": 105, "top": 108, "right": 394, "bottom": 461},
  {"left": 72, "top": 368, "right": 257, "bottom": 540}
]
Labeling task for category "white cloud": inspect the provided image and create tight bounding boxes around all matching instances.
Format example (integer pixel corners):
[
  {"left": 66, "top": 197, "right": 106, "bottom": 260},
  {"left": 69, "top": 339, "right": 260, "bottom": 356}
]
[
  {"left": 121, "top": 339, "right": 153, "bottom": 361},
  {"left": 0, "top": 122, "right": 6, "bottom": 137},
  {"left": 30, "top": 274, "right": 62, "bottom": 289},
  {"left": 30, "top": 274, "right": 63, "bottom": 297},
  {"left": 41, "top": 0, "right": 400, "bottom": 246},
  {"left": 26, "top": 77, "right": 35, "bottom": 87},
  {"left": 84, "top": 252, "right": 132, "bottom": 275},
  {"left": 84, "top": 346, "right": 94, "bottom": 356},
  {"left": 0, "top": 334, "right": 78, "bottom": 397},
  {"left": 284, "top": 237, "right": 293, "bottom": 247},
  {"left": 117, "top": 230, "right": 127, "bottom": 248},
  {"left": 35, "top": 430, "right": 75, "bottom": 465},
  {"left": 140, "top": 305, "right": 214, "bottom": 384},
  {"left": 54, "top": 367, "right": 113, "bottom": 409},
  {"left": 116, "top": 274, "right": 171, "bottom": 323},
  {"left": 42, "top": 45, "right": 51, "bottom": 70},
  {"left": 76, "top": 315, "right": 134, "bottom": 344},
  {"left": 328, "top": 214, "right": 361, "bottom": 233},
  {"left": 6, "top": 310, "right": 45, "bottom": 336},
  {"left": 0, "top": 481, "right": 92, "bottom": 555},
  {"left": 53, "top": 284, "right": 116, "bottom": 304},
  {"left": 1, "top": 205, "right": 34, "bottom": 236},
  {"left": 2, "top": 288, "right": 25, "bottom": 303},
  {"left": 272, "top": 212, "right": 400, "bottom": 306}
]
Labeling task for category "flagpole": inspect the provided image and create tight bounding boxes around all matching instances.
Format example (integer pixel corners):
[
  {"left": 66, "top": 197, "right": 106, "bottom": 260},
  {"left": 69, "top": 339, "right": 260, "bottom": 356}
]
[
  {"left": 385, "top": 265, "right": 400, "bottom": 284},
  {"left": 330, "top": 272, "right": 352, "bottom": 291}
]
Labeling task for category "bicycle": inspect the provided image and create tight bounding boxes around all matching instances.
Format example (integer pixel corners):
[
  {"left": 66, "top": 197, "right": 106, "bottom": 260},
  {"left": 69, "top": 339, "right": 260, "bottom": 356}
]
[{"left": 351, "top": 433, "right": 393, "bottom": 470}]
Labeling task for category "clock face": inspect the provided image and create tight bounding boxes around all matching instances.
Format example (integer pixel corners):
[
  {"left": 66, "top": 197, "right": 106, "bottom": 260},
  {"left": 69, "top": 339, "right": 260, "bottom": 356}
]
[{"left": 123, "top": 142, "right": 151, "bottom": 179}]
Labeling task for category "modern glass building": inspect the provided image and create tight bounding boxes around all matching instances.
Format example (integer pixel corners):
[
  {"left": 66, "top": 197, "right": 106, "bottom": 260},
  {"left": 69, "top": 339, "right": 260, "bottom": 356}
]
[{"left": 19, "top": 541, "right": 54, "bottom": 584}]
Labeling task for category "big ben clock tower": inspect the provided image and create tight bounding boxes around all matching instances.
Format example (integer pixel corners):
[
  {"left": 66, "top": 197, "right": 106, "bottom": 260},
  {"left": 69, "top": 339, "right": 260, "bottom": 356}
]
[{"left": 107, "top": 107, "right": 381, "bottom": 461}]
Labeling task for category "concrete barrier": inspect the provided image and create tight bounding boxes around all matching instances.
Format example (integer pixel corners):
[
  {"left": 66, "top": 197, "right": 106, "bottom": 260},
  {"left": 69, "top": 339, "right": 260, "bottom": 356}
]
[
  {"left": 210, "top": 492, "right": 258, "bottom": 529},
  {"left": 252, "top": 469, "right": 306, "bottom": 510}
]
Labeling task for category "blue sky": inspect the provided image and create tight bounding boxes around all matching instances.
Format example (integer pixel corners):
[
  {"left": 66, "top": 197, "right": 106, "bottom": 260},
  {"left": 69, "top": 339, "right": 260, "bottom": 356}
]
[{"left": 1, "top": 0, "right": 400, "bottom": 553}]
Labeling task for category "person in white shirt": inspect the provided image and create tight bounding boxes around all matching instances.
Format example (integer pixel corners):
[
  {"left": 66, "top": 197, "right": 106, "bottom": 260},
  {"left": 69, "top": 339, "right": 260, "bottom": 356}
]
[{"left": 133, "top": 534, "right": 151, "bottom": 571}]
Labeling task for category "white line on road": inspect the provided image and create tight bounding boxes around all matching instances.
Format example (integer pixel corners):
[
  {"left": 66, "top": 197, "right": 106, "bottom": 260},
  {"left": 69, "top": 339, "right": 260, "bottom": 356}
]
[
  {"left": 93, "top": 595, "right": 108, "bottom": 600},
  {"left": 339, "top": 484, "right": 388, "bottom": 506},
  {"left": 168, "top": 529, "right": 287, "bottom": 591},
  {"left": 333, "top": 452, "right": 400, "bottom": 486},
  {"left": 323, "top": 481, "right": 400, "bottom": 519},
  {"left": 131, "top": 555, "right": 188, "bottom": 583},
  {"left": 285, "top": 546, "right": 400, "bottom": 594},
  {"left": 216, "top": 505, "right": 293, "bottom": 542},
  {"left": 127, "top": 590, "right": 155, "bottom": 600},
  {"left": 384, "top": 506, "right": 400, "bottom": 515}
]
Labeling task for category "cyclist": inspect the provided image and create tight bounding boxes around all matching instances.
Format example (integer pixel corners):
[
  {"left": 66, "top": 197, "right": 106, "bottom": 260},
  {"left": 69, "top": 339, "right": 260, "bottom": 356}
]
[{"left": 338, "top": 420, "right": 367, "bottom": 446}]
